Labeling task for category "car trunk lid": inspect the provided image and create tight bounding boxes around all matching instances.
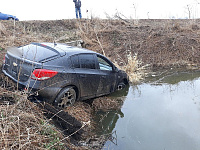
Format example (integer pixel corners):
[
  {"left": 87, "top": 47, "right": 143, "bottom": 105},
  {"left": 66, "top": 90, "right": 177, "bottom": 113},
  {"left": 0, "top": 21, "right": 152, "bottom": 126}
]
[
  {"left": 3, "top": 43, "right": 68, "bottom": 83},
  {"left": 4, "top": 49, "right": 42, "bottom": 82}
]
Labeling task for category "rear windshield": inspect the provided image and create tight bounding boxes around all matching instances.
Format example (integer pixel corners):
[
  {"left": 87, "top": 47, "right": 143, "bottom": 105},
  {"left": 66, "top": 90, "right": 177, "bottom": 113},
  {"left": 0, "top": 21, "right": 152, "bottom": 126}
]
[{"left": 8, "top": 44, "right": 58, "bottom": 62}]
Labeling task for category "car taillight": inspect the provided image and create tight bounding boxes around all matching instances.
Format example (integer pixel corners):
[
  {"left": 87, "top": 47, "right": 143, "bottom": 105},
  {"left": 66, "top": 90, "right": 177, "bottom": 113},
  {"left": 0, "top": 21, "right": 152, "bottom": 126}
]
[{"left": 31, "top": 69, "right": 58, "bottom": 80}]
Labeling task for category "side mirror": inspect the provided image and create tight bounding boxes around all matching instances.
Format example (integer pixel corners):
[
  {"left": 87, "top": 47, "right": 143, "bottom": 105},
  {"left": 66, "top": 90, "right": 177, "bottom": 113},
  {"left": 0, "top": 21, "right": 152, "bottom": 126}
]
[{"left": 113, "top": 66, "right": 119, "bottom": 72}]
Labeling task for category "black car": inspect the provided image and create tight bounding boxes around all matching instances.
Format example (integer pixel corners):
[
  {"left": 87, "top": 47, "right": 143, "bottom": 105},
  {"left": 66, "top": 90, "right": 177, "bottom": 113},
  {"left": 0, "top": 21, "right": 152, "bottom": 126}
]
[{"left": 2, "top": 43, "right": 129, "bottom": 108}]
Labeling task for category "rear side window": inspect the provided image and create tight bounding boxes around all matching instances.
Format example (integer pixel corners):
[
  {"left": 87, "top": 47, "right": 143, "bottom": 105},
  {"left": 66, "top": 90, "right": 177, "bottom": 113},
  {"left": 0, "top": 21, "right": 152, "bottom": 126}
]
[
  {"left": 70, "top": 54, "right": 96, "bottom": 69},
  {"left": 20, "top": 44, "right": 58, "bottom": 62},
  {"left": 71, "top": 55, "right": 80, "bottom": 68},
  {"left": 79, "top": 54, "right": 96, "bottom": 69}
]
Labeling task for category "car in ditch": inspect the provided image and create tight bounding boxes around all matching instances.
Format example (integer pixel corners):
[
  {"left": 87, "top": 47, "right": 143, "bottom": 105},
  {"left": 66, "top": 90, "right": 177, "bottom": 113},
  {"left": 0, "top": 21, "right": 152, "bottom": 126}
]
[
  {"left": 2, "top": 42, "right": 129, "bottom": 108},
  {"left": 0, "top": 12, "right": 19, "bottom": 21}
]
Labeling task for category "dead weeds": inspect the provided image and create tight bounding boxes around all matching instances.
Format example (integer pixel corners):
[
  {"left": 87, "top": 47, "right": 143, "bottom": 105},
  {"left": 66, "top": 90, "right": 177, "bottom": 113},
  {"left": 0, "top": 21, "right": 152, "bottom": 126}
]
[
  {"left": 0, "top": 94, "right": 66, "bottom": 150},
  {"left": 1, "top": 18, "right": 200, "bottom": 149},
  {"left": 92, "top": 96, "right": 125, "bottom": 112},
  {"left": 0, "top": 69, "right": 89, "bottom": 149},
  {"left": 77, "top": 19, "right": 200, "bottom": 82},
  {"left": 2, "top": 19, "right": 200, "bottom": 83}
]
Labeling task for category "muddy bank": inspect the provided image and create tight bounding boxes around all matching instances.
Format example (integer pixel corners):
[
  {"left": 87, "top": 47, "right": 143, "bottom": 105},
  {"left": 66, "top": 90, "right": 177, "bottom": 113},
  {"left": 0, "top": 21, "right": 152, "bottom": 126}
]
[
  {"left": 1, "top": 19, "right": 200, "bottom": 70},
  {"left": 0, "top": 69, "right": 125, "bottom": 149},
  {"left": 1, "top": 18, "right": 200, "bottom": 149},
  {"left": 77, "top": 19, "right": 200, "bottom": 70}
]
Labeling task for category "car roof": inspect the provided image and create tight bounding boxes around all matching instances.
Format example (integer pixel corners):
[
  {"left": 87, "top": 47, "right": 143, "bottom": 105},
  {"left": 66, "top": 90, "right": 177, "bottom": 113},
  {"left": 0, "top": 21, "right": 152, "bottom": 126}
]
[{"left": 31, "top": 42, "right": 96, "bottom": 57}]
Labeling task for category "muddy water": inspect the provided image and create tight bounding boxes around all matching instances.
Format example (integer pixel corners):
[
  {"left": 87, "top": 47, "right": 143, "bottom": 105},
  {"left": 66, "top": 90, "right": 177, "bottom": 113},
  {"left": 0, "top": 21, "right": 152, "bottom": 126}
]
[{"left": 95, "top": 71, "right": 200, "bottom": 150}]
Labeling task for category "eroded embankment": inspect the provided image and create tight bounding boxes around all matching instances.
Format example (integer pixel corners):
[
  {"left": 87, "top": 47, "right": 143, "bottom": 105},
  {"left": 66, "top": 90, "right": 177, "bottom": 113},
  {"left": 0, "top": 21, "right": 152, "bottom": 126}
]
[
  {"left": 1, "top": 19, "right": 200, "bottom": 82},
  {"left": 1, "top": 19, "right": 200, "bottom": 149},
  {"left": 0, "top": 69, "right": 125, "bottom": 149},
  {"left": 0, "top": 71, "right": 85, "bottom": 149},
  {"left": 1, "top": 19, "right": 200, "bottom": 70}
]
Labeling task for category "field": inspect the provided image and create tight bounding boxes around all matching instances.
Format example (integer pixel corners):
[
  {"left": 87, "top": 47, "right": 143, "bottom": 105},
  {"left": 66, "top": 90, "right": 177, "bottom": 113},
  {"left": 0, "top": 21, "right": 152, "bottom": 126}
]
[{"left": 0, "top": 19, "right": 200, "bottom": 149}]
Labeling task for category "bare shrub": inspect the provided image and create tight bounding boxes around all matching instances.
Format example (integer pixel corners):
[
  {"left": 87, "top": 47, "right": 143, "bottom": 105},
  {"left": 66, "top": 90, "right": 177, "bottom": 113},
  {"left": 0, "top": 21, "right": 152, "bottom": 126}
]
[
  {"left": 0, "top": 22, "right": 6, "bottom": 36},
  {"left": 0, "top": 91, "right": 66, "bottom": 149},
  {"left": 114, "top": 53, "right": 147, "bottom": 83},
  {"left": 77, "top": 19, "right": 146, "bottom": 83},
  {"left": 124, "top": 53, "right": 148, "bottom": 83}
]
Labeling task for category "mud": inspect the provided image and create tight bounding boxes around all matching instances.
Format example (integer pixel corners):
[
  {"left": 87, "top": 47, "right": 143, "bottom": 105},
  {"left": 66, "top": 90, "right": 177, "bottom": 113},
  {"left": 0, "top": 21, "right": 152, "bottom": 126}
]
[
  {"left": 1, "top": 19, "right": 200, "bottom": 149},
  {"left": 1, "top": 19, "right": 200, "bottom": 70}
]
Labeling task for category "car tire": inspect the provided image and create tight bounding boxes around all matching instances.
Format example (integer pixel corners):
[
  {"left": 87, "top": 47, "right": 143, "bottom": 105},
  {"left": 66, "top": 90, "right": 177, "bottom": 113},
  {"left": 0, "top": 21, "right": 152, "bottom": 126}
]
[
  {"left": 8, "top": 17, "right": 14, "bottom": 20},
  {"left": 117, "top": 82, "right": 126, "bottom": 90},
  {"left": 54, "top": 86, "right": 77, "bottom": 108}
]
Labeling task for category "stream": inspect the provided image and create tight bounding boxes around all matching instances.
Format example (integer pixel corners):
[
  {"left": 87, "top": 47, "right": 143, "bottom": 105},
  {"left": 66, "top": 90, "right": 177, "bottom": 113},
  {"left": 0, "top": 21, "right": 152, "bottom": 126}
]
[{"left": 94, "top": 71, "right": 200, "bottom": 150}]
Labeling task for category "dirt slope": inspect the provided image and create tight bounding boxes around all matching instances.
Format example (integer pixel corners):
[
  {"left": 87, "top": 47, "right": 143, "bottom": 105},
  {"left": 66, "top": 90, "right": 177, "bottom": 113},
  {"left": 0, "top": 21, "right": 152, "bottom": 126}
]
[
  {"left": 1, "top": 19, "right": 200, "bottom": 70},
  {"left": 77, "top": 19, "right": 200, "bottom": 70},
  {"left": 1, "top": 19, "right": 200, "bottom": 149}
]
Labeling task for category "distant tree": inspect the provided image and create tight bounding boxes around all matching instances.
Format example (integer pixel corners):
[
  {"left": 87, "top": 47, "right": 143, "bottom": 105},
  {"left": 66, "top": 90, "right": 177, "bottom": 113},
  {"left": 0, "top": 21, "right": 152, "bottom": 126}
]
[
  {"left": 133, "top": 3, "right": 137, "bottom": 19},
  {"left": 187, "top": 5, "right": 191, "bottom": 19}
]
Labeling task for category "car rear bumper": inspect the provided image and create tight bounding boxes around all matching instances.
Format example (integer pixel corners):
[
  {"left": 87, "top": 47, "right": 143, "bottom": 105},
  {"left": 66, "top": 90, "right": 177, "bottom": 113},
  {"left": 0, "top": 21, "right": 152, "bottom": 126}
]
[
  {"left": 2, "top": 69, "right": 61, "bottom": 103},
  {"left": 29, "top": 86, "right": 61, "bottom": 103}
]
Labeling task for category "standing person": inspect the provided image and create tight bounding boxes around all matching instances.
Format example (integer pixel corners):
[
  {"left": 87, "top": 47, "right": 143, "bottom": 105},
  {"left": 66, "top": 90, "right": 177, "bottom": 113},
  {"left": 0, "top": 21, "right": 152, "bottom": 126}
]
[{"left": 73, "top": 0, "right": 82, "bottom": 19}]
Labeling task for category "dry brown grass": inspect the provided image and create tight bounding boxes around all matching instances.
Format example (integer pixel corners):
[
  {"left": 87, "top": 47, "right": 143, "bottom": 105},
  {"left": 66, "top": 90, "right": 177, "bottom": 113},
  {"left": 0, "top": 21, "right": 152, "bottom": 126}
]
[
  {"left": 1, "top": 18, "right": 200, "bottom": 149},
  {"left": 92, "top": 96, "right": 125, "bottom": 112},
  {"left": 0, "top": 90, "right": 93, "bottom": 150},
  {"left": 0, "top": 22, "right": 6, "bottom": 36},
  {"left": 77, "top": 19, "right": 200, "bottom": 75},
  {"left": 0, "top": 91, "right": 67, "bottom": 149},
  {"left": 0, "top": 71, "right": 92, "bottom": 149},
  {"left": 0, "top": 20, "right": 79, "bottom": 50},
  {"left": 122, "top": 53, "right": 149, "bottom": 83},
  {"left": 77, "top": 19, "right": 147, "bottom": 83},
  {"left": 65, "top": 102, "right": 94, "bottom": 141},
  {"left": 65, "top": 102, "right": 92, "bottom": 123},
  {"left": 1, "top": 19, "right": 200, "bottom": 71}
]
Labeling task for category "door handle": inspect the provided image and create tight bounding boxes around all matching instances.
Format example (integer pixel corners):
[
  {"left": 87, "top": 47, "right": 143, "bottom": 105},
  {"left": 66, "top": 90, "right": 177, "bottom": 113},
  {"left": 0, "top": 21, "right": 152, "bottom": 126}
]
[
  {"left": 80, "top": 75, "right": 86, "bottom": 78},
  {"left": 102, "top": 75, "right": 106, "bottom": 78}
]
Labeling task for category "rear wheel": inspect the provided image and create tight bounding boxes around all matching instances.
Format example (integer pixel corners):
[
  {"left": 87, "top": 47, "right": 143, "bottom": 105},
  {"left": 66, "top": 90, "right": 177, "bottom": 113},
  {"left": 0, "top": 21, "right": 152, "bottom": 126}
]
[
  {"left": 54, "top": 86, "right": 77, "bottom": 108},
  {"left": 8, "top": 17, "right": 14, "bottom": 20}
]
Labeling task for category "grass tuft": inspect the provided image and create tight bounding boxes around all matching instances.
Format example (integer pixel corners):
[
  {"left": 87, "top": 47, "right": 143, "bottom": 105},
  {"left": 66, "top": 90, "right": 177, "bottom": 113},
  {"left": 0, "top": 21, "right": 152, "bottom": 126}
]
[
  {"left": 0, "top": 91, "right": 66, "bottom": 150},
  {"left": 124, "top": 53, "right": 144, "bottom": 83},
  {"left": 114, "top": 53, "right": 147, "bottom": 83}
]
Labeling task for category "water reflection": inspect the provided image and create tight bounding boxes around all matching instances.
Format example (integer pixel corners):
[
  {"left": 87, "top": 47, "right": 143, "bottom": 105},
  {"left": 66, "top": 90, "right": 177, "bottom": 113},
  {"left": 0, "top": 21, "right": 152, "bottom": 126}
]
[
  {"left": 94, "top": 110, "right": 124, "bottom": 135},
  {"left": 160, "top": 71, "right": 200, "bottom": 84},
  {"left": 146, "top": 70, "right": 200, "bottom": 84},
  {"left": 93, "top": 85, "right": 129, "bottom": 135},
  {"left": 94, "top": 71, "right": 200, "bottom": 150}
]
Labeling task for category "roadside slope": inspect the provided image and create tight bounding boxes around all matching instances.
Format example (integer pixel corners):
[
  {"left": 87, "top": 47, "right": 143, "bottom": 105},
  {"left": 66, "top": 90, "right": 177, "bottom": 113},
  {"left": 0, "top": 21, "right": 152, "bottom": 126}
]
[
  {"left": 1, "top": 19, "right": 200, "bottom": 149},
  {"left": 1, "top": 19, "right": 200, "bottom": 71}
]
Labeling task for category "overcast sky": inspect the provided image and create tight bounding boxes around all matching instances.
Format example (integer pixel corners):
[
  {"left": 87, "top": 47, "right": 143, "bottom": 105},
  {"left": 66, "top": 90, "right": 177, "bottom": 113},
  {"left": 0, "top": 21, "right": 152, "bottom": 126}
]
[{"left": 1, "top": 0, "right": 200, "bottom": 20}]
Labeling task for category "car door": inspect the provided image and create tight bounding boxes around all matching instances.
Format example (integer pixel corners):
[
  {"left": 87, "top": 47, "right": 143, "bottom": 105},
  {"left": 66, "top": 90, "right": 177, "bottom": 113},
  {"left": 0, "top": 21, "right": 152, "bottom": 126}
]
[
  {"left": 71, "top": 54, "right": 100, "bottom": 98},
  {"left": 96, "top": 55, "right": 117, "bottom": 96}
]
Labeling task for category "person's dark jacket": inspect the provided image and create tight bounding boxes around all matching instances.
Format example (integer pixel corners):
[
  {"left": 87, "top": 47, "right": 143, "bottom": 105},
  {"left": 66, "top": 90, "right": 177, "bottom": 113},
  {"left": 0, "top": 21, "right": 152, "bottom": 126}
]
[{"left": 73, "top": 0, "right": 81, "bottom": 8}]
